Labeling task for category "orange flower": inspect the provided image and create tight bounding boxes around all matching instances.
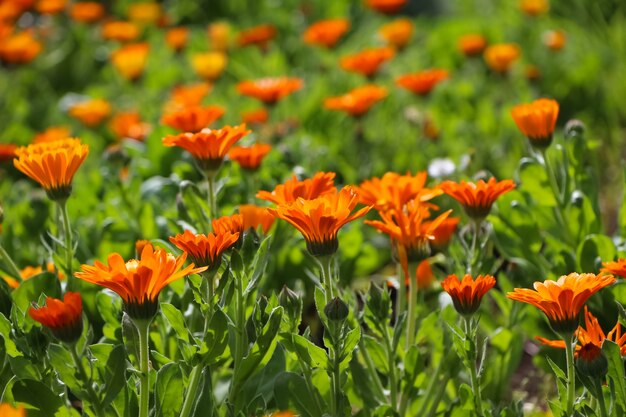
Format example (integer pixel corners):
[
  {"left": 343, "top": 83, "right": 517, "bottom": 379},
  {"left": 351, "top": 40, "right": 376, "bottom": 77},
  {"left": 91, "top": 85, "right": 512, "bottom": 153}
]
[
  {"left": 75, "top": 243, "right": 206, "bottom": 319},
  {"left": 520, "top": 0, "right": 549, "bottom": 16},
  {"left": 357, "top": 171, "right": 441, "bottom": 212},
  {"left": 442, "top": 274, "right": 496, "bottom": 316},
  {"left": 324, "top": 85, "right": 387, "bottom": 117},
  {"left": 207, "top": 21, "right": 232, "bottom": 51},
  {"left": 13, "top": 138, "right": 89, "bottom": 200},
  {"left": 458, "top": 34, "right": 487, "bottom": 57},
  {"left": 340, "top": 47, "right": 395, "bottom": 78},
  {"left": 396, "top": 69, "right": 449, "bottom": 96},
  {"left": 101, "top": 20, "right": 140, "bottom": 42},
  {"left": 257, "top": 171, "right": 336, "bottom": 205},
  {"left": 424, "top": 216, "right": 460, "bottom": 249},
  {"left": 190, "top": 51, "right": 228, "bottom": 81},
  {"left": 0, "top": 403, "right": 26, "bottom": 416},
  {"left": 510, "top": 98, "right": 559, "bottom": 148},
  {"left": 0, "top": 143, "right": 17, "bottom": 162},
  {"left": 70, "top": 2, "right": 104, "bottom": 23},
  {"left": 111, "top": 42, "right": 149, "bottom": 81},
  {"left": 2, "top": 265, "right": 44, "bottom": 289},
  {"left": 268, "top": 186, "right": 371, "bottom": 257},
  {"left": 303, "top": 18, "right": 349, "bottom": 48},
  {"left": 366, "top": 0, "right": 407, "bottom": 14},
  {"left": 36, "top": 0, "right": 66, "bottom": 15},
  {"left": 439, "top": 178, "right": 516, "bottom": 219},
  {"left": 415, "top": 259, "right": 435, "bottom": 289},
  {"left": 543, "top": 29, "right": 566, "bottom": 51},
  {"left": 239, "top": 204, "right": 275, "bottom": 234},
  {"left": 165, "top": 27, "right": 188, "bottom": 52},
  {"left": 167, "top": 83, "right": 212, "bottom": 111},
  {"left": 378, "top": 18, "right": 414, "bottom": 50},
  {"left": 33, "top": 126, "right": 71, "bottom": 144},
  {"left": 237, "top": 24, "right": 276, "bottom": 49},
  {"left": 524, "top": 65, "right": 541, "bottom": 81},
  {"left": 162, "top": 124, "right": 250, "bottom": 173},
  {"left": 29, "top": 292, "right": 83, "bottom": 343},
  {"left": 135, "top": 239, "right": 150, "bottom": 256},
  {"left": 601, "top": 259, "right": 626, "bottom": 278},
  {"left": 229, "top": 143, "right": 271, "bottom": 170},
  {"left": 236, "top": 77, "right": 303, "bottom": 105},
  {"left": 127, "top": 2, "right": 162, "bottom": 25},
  {"left": 507, "top": 273, "right": 616, "bottom": 334},
  {"left": 68, "top": 99, "right": 111, "bottom": 127},
  {"left": 484, "top": 43, "right": 520, "bottom": 73},
  {"left": 161, "top": 105, "right": 225, "bottom": 133},
  {"left": 110, "top": 111, "right": 151, "bottom": 141},
  {"left": 241, "top": 108, "right": 269, "bottom": 125},
  {"left": 212, "top": 214, "right": 245, "bottom": 236},
  {"left": 169, "top": 230, "right": 239, "bottom": 272},
  {"left": 0, "top": 31, "right": 42, "bottom": 64}
]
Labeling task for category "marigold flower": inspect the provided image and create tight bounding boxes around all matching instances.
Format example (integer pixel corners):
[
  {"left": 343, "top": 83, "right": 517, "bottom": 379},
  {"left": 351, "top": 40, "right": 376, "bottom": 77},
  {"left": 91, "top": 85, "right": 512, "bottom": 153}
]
[
  {"left": 340, "top": 47, "right": 395, "bottom": 78},
  {"left": 135, "top": 239, "right": 150, "bottom": 256},
  {"left": 378, "top": 18, "right": 413, "bottom": 50},
  {"left": 36, "top": 0, "right": 66, "bottom": 15},
  {"left": 165, "top": 27, "right": 188, "bottom": 52},
  {"left": 29, "top": 292, "right": 83, "bottom": 343},
  {"left": 33, "top": 126, "right": 71, "bottom": 144},
  {"left": 101, "top": 20, "right": 140, "bottom": 42},
  {"left": 70, "top": 2, "right": 104, "bottom": 23},
  {"left": 366, "top": 0, "right": 407, "bottom": 14},
  {"left": 396, "top": 69, "right": 449, "bottom": 96},
  {"left": 0, "top": 144, "right": 17, "bottom": 162},
  {"left": 543, "top": 29, "right": 566, "bottom": 51},
  {"left": 0, "top": 31, "right": 42, "bottom": 64},
  {"left": 212, "top": 213, "right": 245, "bottom": 236},
  {"left": 324, "top": 85, "right": 387, "bottom": 117},
  {"left": 524, "top": 65, "right": 541, "bottom": 81},
  {"left": 229, "top": 143, "right": 271, "bottom": 171},
  {"left": 507, "top": 273, "right": 616, "bottom": 335},
  {"left": 236, "top": 77, "right": 303, "bottom": 105},
  {"left": 110, "top": 111, "right": 151, "bottom": 141},
  {"left": 303, "top": 18, "right": 349, "bottom": 49},
  {"left": 484, "top": 43, "right": 520, "bottom": 73},
  {"left": 0, "top": 403, "right": 26, "bottom": 416},
  {"left": 257, "top": 171, "right": 336, "bottom": 205},
  {"left": 415, "top": 259, "right": 435, "bottom": 289},
  {"left": 439, "top": 178, "right": 516, "bottom": 219},
  {"left": 2, "top": 265, "right": 44, "bottom": 289},
  {"left": 458, "top": 34, "right": 487, "bottom": 56},
  {"left": 190, "top": 51, "right": 228, "bottom": 81},
  {"left": 167, "top": 83, "right": 212, "bottom": 111},
  {"left": 161, "top": 105, "right": 225, "bottom": 133},
  {"left": 241, "top": 108, "right": 269, "bottom": 125},
  {"left": 424, "top": 216, "right": 460, "bottom": 250},
  {"left": 127, "top": 2, "right": 161, "bottom": 25},
  {"left": 13, "top": 138, "right": 89, "bottom": 201},
  {"left": 162, "top": 124, "right": 250, "bottom": 173},
  {"left": 169, "top": 230, "right": 239, "bottom": 272},
  {"left": 268, "top": 186, "right": 371, "bottom": 257},
  {"left": 510, "top": 98, "right": 559, "bottom": 148},
  {"left": 75, "top": 243, "right": 206, "bottom": 320},
  {"left": 239, "top": 204, "right": 275, "bottom": 234},
  {"left": 520, "top": 0, "right": 549, "bottom": 16},
  {"left": 68, "top": 99, "right": 111, "bottom": 127},
  {"left": 207, "top": 21, "right": 231, "bottom": 51},
  {"left": 442, "top": 274, "right": 496, "bottom": 316},
  {"left": 111, "top": 42, "right": 149, "bottom": 81},
  {"left": 237, "top": 24, "right": 276, "bottom": 49},
  {"left": 357, "top": 171, "right": 441, "bottom": 212}
]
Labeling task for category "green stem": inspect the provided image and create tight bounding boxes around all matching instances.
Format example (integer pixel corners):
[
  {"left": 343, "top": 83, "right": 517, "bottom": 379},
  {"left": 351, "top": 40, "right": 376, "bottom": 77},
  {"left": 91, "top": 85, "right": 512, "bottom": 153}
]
[
  {"left": 396, "top": 262, "right": 406, "bottom": 321},
  {"left": 465, "top": 318, "right": 484, "bottom": 417},
  {"left": 329, "top": 321, "right": 342, "bottom": 417},
  {"left": 424, "top": 375, "right": 450, "bottom": 417},
  {"left": 414, "top": 354, "right": 445, "bottom": 416},
  {"left": 564, "top": 334, "right": 576, "bottom": 417},
  {"left": 317, "top": 255, "right": 335, "bottom": 303},
  {"left": 299, "top": 358, "right": 325, "bottom": 415},
  {"left": 228, "top": 268, "right": 246, "bottom": 410},
  {"left": 206, "top": 173, "right": 218, "bottom": 221},
  {"left": 405, "top": 262, "right": 418, "bottom": 350},
  {"left": 58, "top": 201, "right": 74, "bottom": 289},
  {"left": 135, "top": 319, "right": 151, "bottom": 417},
  {"left": 467, "top": 220, "right": 481, "bottom": 275},
  {"left": 179, "top": 364, "right": 203, "bottom": 417},
  {"left": 595, "top": 378, "right": 608, "bottom": 417},
  {"left": 0, "top": 243, "right": 22, "bottom": 281},
  {"left": 69, "top": 343, "right": 105, "bottom": 417},
  {"left": 382, "top": 325, "right": 398, "bottom": 410},
  {"left": 540, "top": 150, "right": 573, "bottom": 245},
  {"left": 358, "top": 340, "right": 387, "bottom": 402}
]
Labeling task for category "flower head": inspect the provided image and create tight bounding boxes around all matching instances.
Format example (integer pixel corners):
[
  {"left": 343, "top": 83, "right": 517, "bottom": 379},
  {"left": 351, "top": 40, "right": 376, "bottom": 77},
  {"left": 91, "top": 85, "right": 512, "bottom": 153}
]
[
  {"left": 165, "top": 27, "right": 188, "bottom": 52},
  {"left": 257, "top": 171, "right": 336, "bottom": 205},
  {"left": 75, "top": 243, "right": 206, "bottom": 320},
  {"left": 366, "top": 0, "right": 407, "bottom": 14},
  {"left": 161, "top": 105, "right": 225, "bottom": 133},
  {"left": 167, "top": 83, "right": 212, "bottom": 111},
  {"left": 33, "top": 126, "right": 71, "bottom": 144},
  {"left": 111, "top": 42, "right": 149, "bottom": 81},
  {"left": 439, "top": 178, "right": 516, "bottom": 219},
  {"left": 101, "top": 21, "right": 140, "bottom": 42},
  {"left": 423, "top": 216, "right": 460, "bottom": 250},
  {"left": 0, "top": 144, "right": 17, "bottom": 163},
  {"left": 378, "top": 18, "right": 414, "bottom": 49},
  {"left": 190, "top": 51, "right": 228, "bottom": 81},
  {"left": 29, "top": 292, "right": 83, "bottom": 343},
  {"left": 303, "top": 18, "right": 349, "bottom": 49},
  {"left": 169, "top": 230, "right": 239, "bottom": 272},
  {"left": 484, "top": 43, "right": 520, "bottom": 73},
  {"left": 357, "top": 171, "right": 442, "bottom": 212},
  {"left": 0, "top": 403, "right": 26, "bottom": 417},
  {"left": 236, "top": 77, "right": 303, "bottom": 105},
  {"left": 3, "top": 265, "right": 45, "bottom": 289},
  {"left": 229, "top": 143, "right": 271, "bottom": 171},
  {"left": 520, "top": 0, "right": 549, "bottom": 16},
  {"left": 241, "top": 108, "right": 269, "bottom": 125},
  {"left": 511, "top": 98, "right": 559, "bottom": 148},
  {"left": 601, "top": 259, "right": 626, "bottom": 278},
  {"left": 212, "top": 214, "right": 245, "bottom": 236},
  {"left": 70, "top": 2, "right": 104, "bottom": 23},
  {"left": 127, "top": 2, "right": 162, "bottom": 25},
  {"left": 340, "top": 47, "right": 395, "bottom": 78},
  {"left": 36, "top": 0, "right": 67, "bottom": 15},
  {"left": 324, "top": 85, "right": 387, "bottom": 117},
  {"left": 110, "top": 111, "right": 151, "bottom": 141},
  {"left": 208, "top": 21, "right": 232, "bottom": 51},
  {"left": 239, "top": 204, "right": 275, "bottom": 234},
  {"left": 0, "top": 31, "right": 42, "bottom": 64},
  {"left": 237, "top": 24, "right": 276, "bottom": 49},
  {"left": 507, "top": 273, "right": 616, "bottom": 335},
  {"left": 442, "top": 274, "right": 496, "bottom": 316},
  {"left": 396, "top": 69, "right": 449, "bottom": 96},
  {"left": 543, "top": 29, "right": 565, "bottom": 51},
  {"left": 415, "top": 259, "right": 435, "bottom": 289},
  {"left": 68, "top": 99, "right": 111, "bottom": 127},
  {"left": 458, "top": 34, "right": 487, "bottom": 57}
]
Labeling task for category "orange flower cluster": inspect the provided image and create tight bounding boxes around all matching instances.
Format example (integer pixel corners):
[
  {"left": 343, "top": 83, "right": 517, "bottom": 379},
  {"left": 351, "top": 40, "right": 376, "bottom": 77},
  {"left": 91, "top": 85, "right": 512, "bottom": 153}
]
[
  {"left": 396, "top": 69, "right": 449, "bottom": 96},
  {"left": 340, "top": 47, "right": 395, "bottom": 78},
  {"left": 257, "top": 171, "right": 336, "bottom": 205},
  {"left": 441, "top": 274, "right": 496, "bottom": 316},
  {"left": 439, "top": 178, "right": 516, "bottom": 219},
  {"left": 357, "top": 171, "right": 441, "bottom": 212},
  {"left": 324, "top": 85, "right": 387, "bottom": 117},
  {"left": 241, "top": 108, "right": 269, "bottom": 125},
  {"left": 511, "top": 98, "right": 559, "bottom": 148},
  {"left": 237, "top": 77, "right": 303, "bottom": 105},
  {"left": 303, "top": 18, "right": 349, "bottom": 49},
  {"left": 36, "top": 0, "right": 66, "bottom": 15}
]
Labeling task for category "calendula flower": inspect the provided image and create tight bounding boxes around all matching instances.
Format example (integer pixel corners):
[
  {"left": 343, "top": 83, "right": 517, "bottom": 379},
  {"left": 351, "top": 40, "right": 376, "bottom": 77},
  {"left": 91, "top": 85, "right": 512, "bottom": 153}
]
[
  {"left": 510, "top": 98, "right": 559, "bottom": 148},
  {"left": 324, "top": 85, "right": 387, "bottom": 117},
  {"left": 161, "top": 105, "right": 225, "bottom": 133},
  {"left": 0, "top": 31, "right": 42, "bottom": 64},
  {"left": 135, "top": 239, "right": 150, "bottom": 256},
  {"left": 68, "top": 99, "right": 111, "bottom": 127},
  {"left": 33, "top": 126, "right": 71, "bottom": 144},
  {"left": 212, "top": 213, "right": 245, "bottom": 236},
  {"left": 0, "top": 144, "right": 17, "bottom": 162},
  {"left": 442, "top": 274, "right": 496, "bottom": 316},
  {"left": 36, "top": 0, "right": 66, "bottom": 15},
  {"left": 167, "top": 83, "right": 212, "bottom": 111},
  {"left": 458, "top": 34, "right": 487, "bottom": 57},
  {"left": 237, "top": 24, "right": 276, "bottom": 49},
  {"left": 110, "top": 111, "right": 151, "bottom": 141},
  {"left": 257, "top": 171, "right": 336, "bottom": 205},
  {"left": 169, "top": 230, "right": 239, "bottom": 272},
  {"left": 340, "top": 47, "right": 395, "bottom": 78},
  {"left": 524, "top": 65, "right": 541, "bottom": 81},
  {"left": 484, "top": 43, "right": 520, "bottom": 73},
  {"left": 207, "top": 21, "right": 231, "bottom": 51},
  {"left": 229, "top": 143, "right": 271, "bottom": 170},
  {"left": 507, "top": 273, "right": 616, "bottom": 335},
  {"left": 424, "top": 216, "right": 460, "bottom": 250},
  {"left": 366, "top": 0, "right": 407, "bottom": 14},
  {"left": 101, "top": 21, "right": 140, "bottom": 42},
  {"left": 601, "top": 259, "right": 626, "bottom": 278},
  {"left": 239, "top": 204, "right": 275, "bottom": 234},
  {"left": 269, "top": 186, "right": 371, "bottom": 257},
  {"left": 241, "top": 108, "right": 269, "bottom": 125},
  {"left": 75, "top": 243, "right": 206, "bottom": 320},
  {"left": 0, "top": 403, "right": 26, "bottom": 417},
  {"left": 190, "top": 51, "right": 228, "bottom": 81},
  {"left": 70, "top": 2, "right": 104, "bottom": 23},
  {"left": 165, "top": 27, "right": 188, "bottom": 52},
  {"left": 357, "top": 171, "right": 441, "bottom": 212},
  {"left": 2, "top": 265, "right": 44, "bottom": 289},
  {"left": 396, "top": 69, "right": 449, "bottom": 96},
  {"left": 236, "top": 77, "right": 303, "bottom": 105},
  {"left": 415, "top": 259, "right": 435, "bottom": 289},
  {"left": 110, "top": 42, "right": 149, "bottom": 81},
  {"left": 29, "top": 292, "right": 83, "bottom": 343},
  {"left": 520, "top": 0, "right": 549, "bottom": 16},
  {"left": 162, "top": 124, "right": 250, "bottom": 173},
  {"left": 543, "top": 29, "right": 566, "bottom": 51},
  {"left": 127, "top": 2, "right": 162, "bottom": 25},
  {"left": 378, "top": 18, "right": 414, "bottom": 50},
  {"left": 13, "top": 138, "right": 89, "bottom": 201},
  {"left": 303, "top": 18, "right": 349, "bottom": 48},
  {"left": 439, "top": 178, "right": 516, "bottom": 220}
]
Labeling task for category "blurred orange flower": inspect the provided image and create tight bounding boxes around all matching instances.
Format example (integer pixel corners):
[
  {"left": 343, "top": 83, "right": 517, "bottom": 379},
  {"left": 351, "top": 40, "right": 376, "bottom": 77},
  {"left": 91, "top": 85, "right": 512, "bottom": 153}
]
[
  {"left": 2, "top": 264, "right": 44, "bottom": 289},
  {"left": 601, "top": 259, "right": 626, "bottom": 278},
  {"left": 257, "top": 171, "right": 336, "bottom": 205},
  {"left": 208, "top": 21, "right": 231, "bottom": 51},
  {"left": 127, "top": 2, "right": 161, "bottom": 25},
  {"left": 484, "top": 43, "right": 520, "bottom": 73},
  {"left": 237, "top": 24, "right": 276, "bottom": 49},
  {"left": 70, "top": 2, "right": 104, "bottom": 23},
  {"left": 33, "top": 126, "right": 71, "bottom": 144},
  {"left": 241, "top": 108, "right": 269, "bottom": 125},
  {"left": 396, "top": 69, "right": 449, "bottom": 96},
  {"left": 0, "top": 144, "right": 17, "bottom": 162},
  {"left": 229, "top": 143, "right": 272, "bottom": 170},
  {"left": 524, "top": 65, "right": 541, "bottom": 81},
  {"left": 357, "top": 171, "right": 441, "bottom": 212},
  {"left": 324, "top": 85, "right": 387, "bottom": 117},
  {"left": 0, "top": 30, "right": 41, "bottom": 64},
  {"left": 29, "top": 292, "right": 83, "bottom": 343},
  {"left": 520, "top": 0, "right": 549, "bottom": 16},
  {"left": 190, "top": 51, "right": 228, "bottom": 81},
  {"left": 340, "top": 47, "right": 395, "bottom": 78},
  {"left": 68, "top": 98, "right": 111, "bottom": 127},
  {"left": 0, "top": 2, "right": 27, "bottom": 21},
  {"left": 439, "top": 178, "right": 515, "bottom": 220},
  {"left": 111, "top": 42, "right": 149, "bottom": 81},
  {"left": 212, "top": 213, "right": 245, "bottom": 235},
  {"left": 366, "top": 0, "right": 407, "bottom": 14},
  {"left": 303, "top": 18, "right": 349, "bottom": 48},
  {"left": 169, "top": 230, "right": 239, "bottom": 272},
  {"left": 110, "top": 111, "right": 151, "bottom": 141},
  {"left": 36, "top": 0, "right": 66, "bottom": 15},
  {"left": 423, "top": 216, "right": 459, "bottom": 249},
  {"left": 415, "top": 260, "right": 435, "bottom": 289},
  {"left": 511, "top": 98, "right": 559, "bottom": 148},
  {"left": 236, "top": 77, "right": 303, "bottom": 105},
  {"left": 378, "top": 18, "right": 414, "bottom": 49},
  {"left": 101, "top": 20, "right": 140, "bottom": 42},
  {"left": 0, "top": 403, "right": 26, "bottom": 416},
  {"left": 239, "top": 204, "right": 275, "bottom": 234},
  {"left": 165, "top": 27, "right": 188, "bottom": 52},
  {"left": 161, "top": 105, "right": 225, "bottom": 133},
  {"left": 442, "top": 274, "right": 496, "bottom": 316},
  {"left": 458, "top": 34, "right": 487, "bottom": 57},
  {"left": 168, "top": 83, "right": 212, "bottom": 110},
  {"left": 543, "top": 29, "right": 566, "bottom": 51}
]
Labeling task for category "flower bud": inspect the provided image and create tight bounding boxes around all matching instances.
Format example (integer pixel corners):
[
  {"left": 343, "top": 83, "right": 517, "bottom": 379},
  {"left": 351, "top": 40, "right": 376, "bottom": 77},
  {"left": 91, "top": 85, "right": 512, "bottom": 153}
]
[
  {"left": 565, "top": 119, "right": 585, "bottom": 138},
  {"left": 576, "top": 343, "right": 608, "bottom": 379},
  {"left": 367, "top": 283, "right": 391, "bottom": 322},
  {"left": 279, "top": 285, "right": 302, "bottom": 324},
  {"left": 324, "top": 297, "right": 349, "bottom": 322}
]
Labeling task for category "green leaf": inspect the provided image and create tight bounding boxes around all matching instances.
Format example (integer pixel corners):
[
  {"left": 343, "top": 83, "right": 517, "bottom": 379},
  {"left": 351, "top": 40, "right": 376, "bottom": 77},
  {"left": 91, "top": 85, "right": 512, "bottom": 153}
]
[
  {"left": 244, "top": 236, "right": 271, "bottom": 295},
  {"left": 517, "top": 159, "right": 556, "bottom": 206},
  {"left": 279, "top": 332, "right": 328, "bottom": 369},
  {"left": 189, "top": 367, "right": 214, "bottom": 417},
  {"left": 339, "top": 326, "right": 361, "bottom": 368},
  {"left": 199, "top": 308, "right": 230, "bottom": 366},
  {"left": 603, "top": 340, "right": 626, "bottom": 410},
  {"left": 48, "top": 344, "right": 83, "bottom": 395},
  {"left": 577, "top": 234, "right": 616, "bottom": 272},
  {"left": 98, "top": 344, "right": 127, "bottom": 407},
  {"left": 274, "top": 372, "right": 322, "bottom": 417},
  {"left": 546, "top": 356, "right": 567, "bottom": 381},
  {"left": 11, "top": 272, "right": 61, "bottom": 322},
  {"left": 0, "top": 313, "right": 22, "bottom": 357},
  {"left": 121, "top": 312, "right": 140, "bottom": 364},
  {"left": 161, "top": 302, "right": 191, "bottom": 343},
  {"left": 362, "top": 335, "right": 388, "bottom": 374},
  {"left": 12, "top": 379, "right": 67, "bottom": 417},
  {"left": 155, "top": 363, "right": 184, "bottom": 417}
]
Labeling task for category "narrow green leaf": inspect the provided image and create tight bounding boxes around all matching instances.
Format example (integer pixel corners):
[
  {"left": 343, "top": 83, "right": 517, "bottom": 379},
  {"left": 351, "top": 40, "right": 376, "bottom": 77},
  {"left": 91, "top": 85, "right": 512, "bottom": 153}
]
[{"left": 155, "top": 363, "right": 184, "bottom": 417}]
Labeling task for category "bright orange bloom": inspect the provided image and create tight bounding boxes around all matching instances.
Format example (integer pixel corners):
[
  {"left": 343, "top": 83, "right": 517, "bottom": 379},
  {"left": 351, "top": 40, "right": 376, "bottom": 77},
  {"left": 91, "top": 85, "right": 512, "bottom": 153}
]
[
  {"left": 424, "top": 216, "right": 460, "bottom": 249},
  {"left": 36, "top": 0, "right": 66, "bottom": 15},
  {"left": 101, "top": 20, "right": 140, "bottom": 42},
  {"left": 167, "top": 83, "right": 212, "bottom": 111},
  {"left": 111, "top": 42, "right": 149, "bottom": 81},
  {"left": 110, "top": 111, "right": 151, "bottom": 141},
  {"left": 29, "top": 292, "right": 83, "bottom": 343},
  {"left": 303, "top": 18, "right": 349, "bottom": 49},
  {"left": 127, "top": 2, "right": 162, "bottom": 25},
  {"left": 237, "top": 24, "right": 276, "bottom": 49},
  {"left": 415, "top": 259, "right": 435, "bottom": 289},
  {"left": 33, "top": 126, "right": 71, "bottom": 144},
  {"left": 442, "top": 274, "right": 496, "bottom": 316},
  {"left": 378, "top": 18, "right": 414, "bottom": 49},
  {"left": 241, "top": 108, "right": 269, "bottom": 125},
  {"left": 162, "top": 124, "right": 250, "bottom": 173},
  {"left": 520, "top": 0, "right": 549, "bottom": 16},
  {"left": 190, "top": 51, "right": 228, "bottom": 81},
  {"left": 135, "top": 239, "right": 150, "bottom": 256},
  {"left": 236, "top": 77, "right": 303, "bottom": 105},
  {"left": 340, "top": 47, "right": 395, "bottom": 78},
  {"left": 357, "top": 171, "right": 441, "bottom": 212},
  {"left": 0, "top": 143, "right": 17, "bottom": 162},
  {"left": 507, "top": 273, "right": 616, "bottom": 334},
  {"left": 161, "top": 105, "right": 225, "bottom": 133},
  {"left": 212, "top": 214, "right": 245, "bottom": 236},
  {"left": 439, "top": 178, "right": 516, "bottom": 219},
  {"left": 69, "top": 2, "right": 104, "bottom": 23},
  {"left": 458, "top": 34, "right": 487, "bottom": 56},
  {"left": 268, "top": 186, "right": 371, "bottom": 257},
  {"left": 165, "top": 27, "right": 188, "bottom": 52},
  {"left": 207, "top": 21, "right": 231, "bottom": 51},
  {"left": 13, "top": 138, "right": 89, "bottom": 200},
  {"left": 0, "top": 31, "right": 42, "bottom": 64},
  {"left": 396, "top": 69, "right": 449, "bottom": 96},
  {"left": 257, "top": 171, "right": 336, "bottom": 205},
  {"left": 2, "top": 265, "right": 44, "bottom": 289},
  {"left": 169, "top": 230, "right": 239, "bottom": 272},
  {"left": 239, "top": 204, "right": 275, "bottom": 234},
  {"left": 511, "top": 98, "right": 559, "bottom": 148},
  {"left": 0, "top": 1, "right": 29, "bottom": 21},
  {"left": 543, "top": 29, "right": 566, "bottom": 51},
  {"left": 0, "top": 403, "right": 26, "bottom": 416},
  {"left": 366, "top": 0, "right": 407, "bottom": 14},
  {"left": 601, "top": 259, "right": 626, "bottom": 278},
  {"left": 75, "top": 243, "right": 206, "bottom": 319},
  {"left": 229, "top": 143, "right": 271, "bottom": 170},
  {"left": 484, "top": 43, "right": 520, "bottom": 73},
  {"left": 324, "top": 85, "right": 387, "bottom": 117},
  {"left": 68, "top": 99, "right": 111, "bottom": 127}
]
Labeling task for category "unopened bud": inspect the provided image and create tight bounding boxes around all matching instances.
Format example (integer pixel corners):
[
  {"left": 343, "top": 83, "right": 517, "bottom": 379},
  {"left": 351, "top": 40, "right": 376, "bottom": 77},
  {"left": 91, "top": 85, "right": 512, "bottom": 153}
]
[
  {"left": 279, "top": 286, "right": 302, "bottom": 323},
  {"left": 576, "top": 343, "right": 607, "bottom": 379},
  {"left": 367, "top": 283, "right": 391, "bottom": 322},
  {"left": 565, "top": 119, "right": 585, "bottom": 138},
  {"left": 324, "top": 297, "right": 349, "bottom": 322}
]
